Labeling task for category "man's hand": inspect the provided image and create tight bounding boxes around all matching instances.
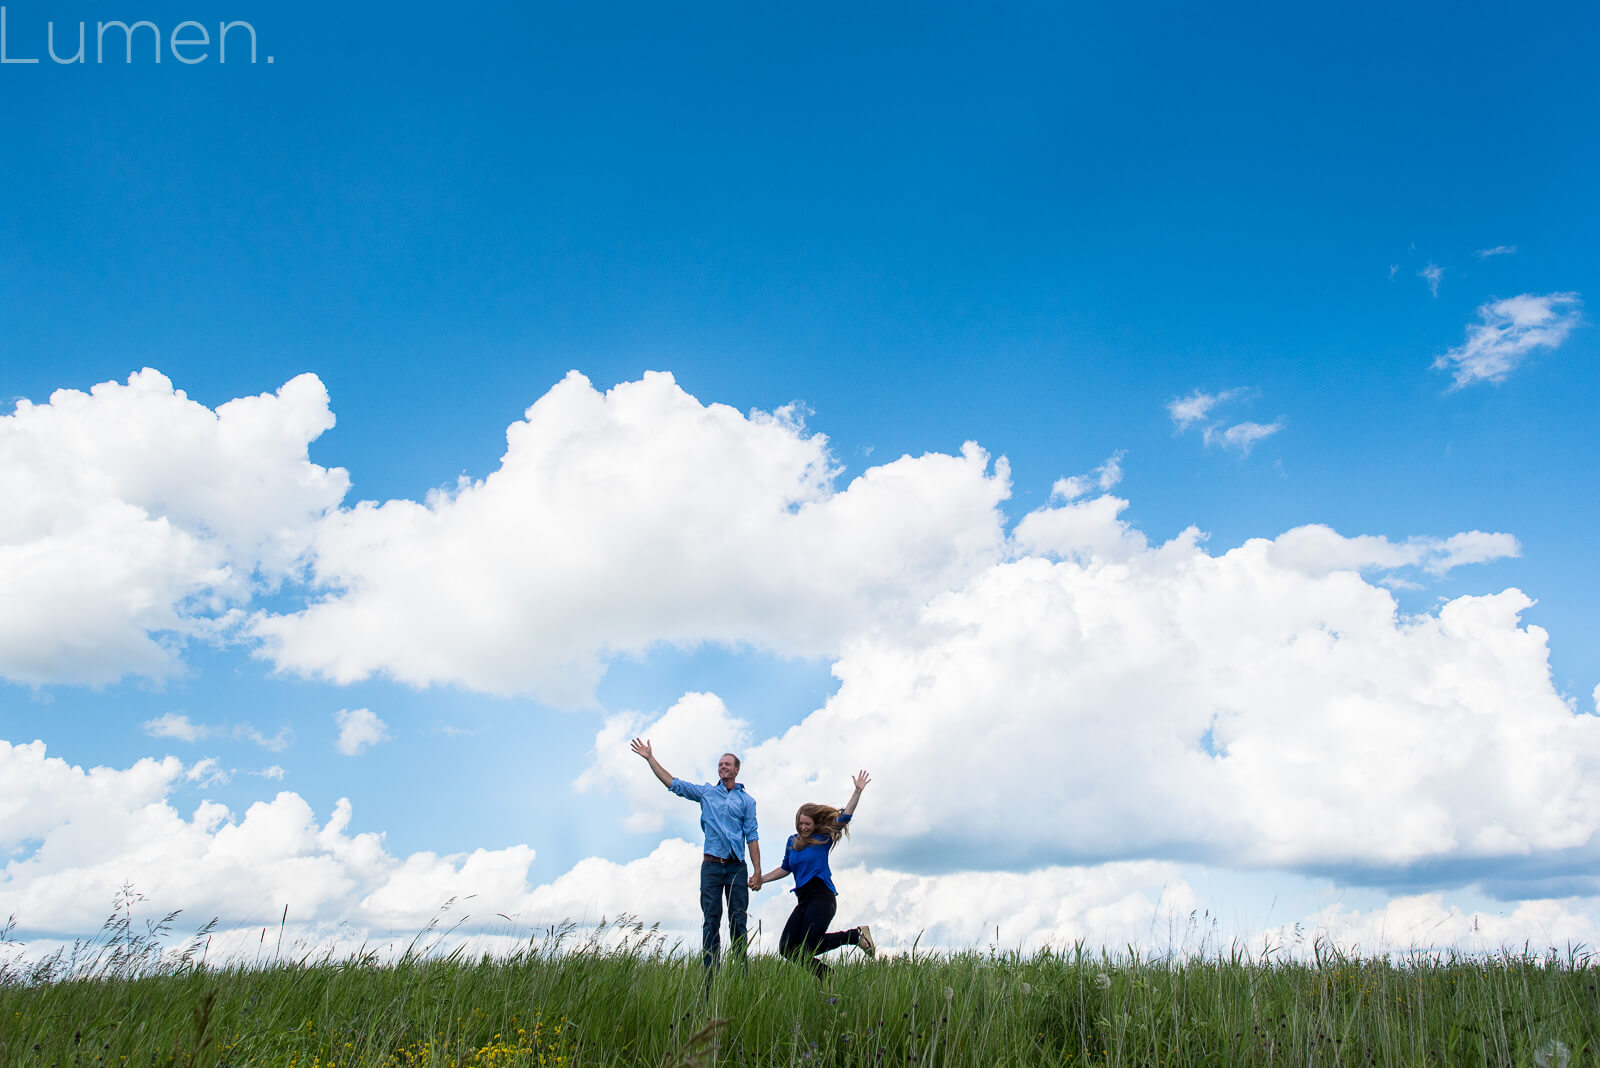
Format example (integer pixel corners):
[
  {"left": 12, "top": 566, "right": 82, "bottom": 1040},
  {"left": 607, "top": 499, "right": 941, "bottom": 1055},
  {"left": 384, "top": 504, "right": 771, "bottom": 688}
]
[
  {"left": 748, "top": 873, "right": 762, "bottom": 892},
  {"left": 631, "top": 738, "right": 674, "bottom": 788}
]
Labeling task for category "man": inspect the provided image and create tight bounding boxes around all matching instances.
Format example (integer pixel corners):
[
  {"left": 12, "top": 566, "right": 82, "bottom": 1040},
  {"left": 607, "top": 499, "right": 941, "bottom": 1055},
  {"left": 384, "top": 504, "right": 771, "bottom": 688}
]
[{"left": 630, "top": 738, "right": 762, "bottom": 971}]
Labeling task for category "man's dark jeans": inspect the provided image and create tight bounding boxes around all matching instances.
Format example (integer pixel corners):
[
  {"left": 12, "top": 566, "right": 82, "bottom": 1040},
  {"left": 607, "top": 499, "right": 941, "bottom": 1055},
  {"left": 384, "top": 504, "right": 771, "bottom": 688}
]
[{"left": 699, "top": 857, "right": 749, "bottom": 970}]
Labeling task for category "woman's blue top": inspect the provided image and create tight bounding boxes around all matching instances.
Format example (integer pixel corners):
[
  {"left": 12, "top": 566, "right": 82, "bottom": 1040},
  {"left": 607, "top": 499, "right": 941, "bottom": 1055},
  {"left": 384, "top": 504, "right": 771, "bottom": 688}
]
[{"left": 781, "top": 812, "right": 852, "bottom": 894}]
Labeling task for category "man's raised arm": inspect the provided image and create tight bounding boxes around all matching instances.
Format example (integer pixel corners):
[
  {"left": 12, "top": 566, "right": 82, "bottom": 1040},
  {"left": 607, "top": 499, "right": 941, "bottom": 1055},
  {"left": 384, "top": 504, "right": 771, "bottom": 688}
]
[{"left": 630, "top": 738, "right": 675, "bottom": 789}]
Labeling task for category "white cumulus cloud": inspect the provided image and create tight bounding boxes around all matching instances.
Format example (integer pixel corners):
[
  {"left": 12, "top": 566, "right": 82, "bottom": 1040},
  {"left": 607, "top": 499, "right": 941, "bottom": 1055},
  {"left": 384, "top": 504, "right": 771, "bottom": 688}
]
[
  {"left": 575, "top": 692, "right": 752, "bottom": 834},
  {"left": 252, "top": 371, "right": 1011, "bottom": 705},
  {"left": 1012, "top": 493, "right": 1149, "bottom": 563},
  {"left": 0, "top": 370, "right": 348, "bottom": 687},
  {"left": 334, "top": 708, "right": 389, "bottom": 756},
  {"left": 1434, "top": 292, "right": 1583, "bottom": 388}
]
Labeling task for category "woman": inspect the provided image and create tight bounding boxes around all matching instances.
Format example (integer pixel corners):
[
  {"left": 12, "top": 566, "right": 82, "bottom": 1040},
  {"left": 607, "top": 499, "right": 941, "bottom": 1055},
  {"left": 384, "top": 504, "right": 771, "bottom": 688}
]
[{"left": 752, "top": 770, "right": 876, "bottom": 979}]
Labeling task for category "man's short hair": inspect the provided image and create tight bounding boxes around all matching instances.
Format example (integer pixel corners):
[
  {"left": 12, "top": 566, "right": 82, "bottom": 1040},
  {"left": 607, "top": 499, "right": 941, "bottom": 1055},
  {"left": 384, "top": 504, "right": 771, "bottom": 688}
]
[{"left": 721, "top": 752, "right": 741, "bottom": 770}]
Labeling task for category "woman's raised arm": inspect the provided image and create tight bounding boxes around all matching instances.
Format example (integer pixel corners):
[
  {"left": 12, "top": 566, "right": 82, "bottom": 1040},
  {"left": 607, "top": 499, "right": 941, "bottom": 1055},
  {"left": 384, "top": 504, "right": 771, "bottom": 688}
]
[{"left": 841, "top": 770, "right": 870, "bottom": 816}]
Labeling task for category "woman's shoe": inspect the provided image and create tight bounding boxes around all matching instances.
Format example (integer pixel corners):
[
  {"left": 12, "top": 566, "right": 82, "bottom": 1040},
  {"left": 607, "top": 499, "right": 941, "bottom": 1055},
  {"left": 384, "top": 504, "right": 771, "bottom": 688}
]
[{"left": 856, "top": 925, "right": 876, "bottom": 959}]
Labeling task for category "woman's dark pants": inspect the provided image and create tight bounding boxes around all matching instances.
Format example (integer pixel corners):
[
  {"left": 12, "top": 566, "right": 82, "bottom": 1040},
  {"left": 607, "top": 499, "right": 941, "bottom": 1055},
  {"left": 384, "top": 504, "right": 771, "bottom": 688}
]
[{"left": 779, "top": 878, "right": 859, "bottom": 979}]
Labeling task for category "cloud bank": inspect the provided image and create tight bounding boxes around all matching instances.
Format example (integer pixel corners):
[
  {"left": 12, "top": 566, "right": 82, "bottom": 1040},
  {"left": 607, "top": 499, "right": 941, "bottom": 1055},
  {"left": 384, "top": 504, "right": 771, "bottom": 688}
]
[
  {"left": 8, "top": 737, "right": 1599, "bottom": 961},
  {"left": 0, "top": 737, "right": 1196, "bottom": 955},
  {"left": 3, "top": 369, "right": 1009, "bottom": 701},
  {"left": 0, "top": 738, "right": 534, "bottom": 936},
  {"left": 587, "top": 499, "right": 1588, "bottom": 895},
  {"left": 5, "top": 365, "right": 1594, "bottom": 956}
]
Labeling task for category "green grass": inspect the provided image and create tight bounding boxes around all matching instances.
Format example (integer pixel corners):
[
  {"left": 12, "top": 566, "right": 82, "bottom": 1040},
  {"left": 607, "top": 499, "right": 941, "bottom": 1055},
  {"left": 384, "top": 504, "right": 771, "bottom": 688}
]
[{"left": 3, "top": 914, "right": 1597, "bottom": 1066}]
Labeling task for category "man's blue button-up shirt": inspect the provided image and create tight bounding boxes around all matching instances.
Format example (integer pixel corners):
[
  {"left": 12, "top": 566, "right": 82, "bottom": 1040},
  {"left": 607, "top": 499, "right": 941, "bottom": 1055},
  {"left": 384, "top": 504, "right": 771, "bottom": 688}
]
[{"left": 669, "top": 778, "right": 758, "bottom": 861}]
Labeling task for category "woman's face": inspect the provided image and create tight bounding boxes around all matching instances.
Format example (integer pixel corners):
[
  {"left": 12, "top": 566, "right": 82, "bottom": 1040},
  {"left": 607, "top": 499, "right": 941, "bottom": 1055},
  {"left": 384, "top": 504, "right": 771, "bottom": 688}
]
[{"left": 796, "top": 813, "right": 815, "bottom": 836}]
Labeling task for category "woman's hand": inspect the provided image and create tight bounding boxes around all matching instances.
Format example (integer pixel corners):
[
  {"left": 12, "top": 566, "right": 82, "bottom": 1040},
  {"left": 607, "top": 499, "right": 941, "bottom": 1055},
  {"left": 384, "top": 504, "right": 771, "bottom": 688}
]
[
  {"left": 748, "top": 873, "right": 762, "bottom": 891},
  {"left": 843, "top": 770, "right": 870, "bottom": 816}
]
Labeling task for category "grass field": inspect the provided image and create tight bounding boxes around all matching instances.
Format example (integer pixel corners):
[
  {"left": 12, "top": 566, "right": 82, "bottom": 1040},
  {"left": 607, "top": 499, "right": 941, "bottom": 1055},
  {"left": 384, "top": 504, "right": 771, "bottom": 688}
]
[{"left": 3, "top": 912, "right": 1596, "bottom": 1066}]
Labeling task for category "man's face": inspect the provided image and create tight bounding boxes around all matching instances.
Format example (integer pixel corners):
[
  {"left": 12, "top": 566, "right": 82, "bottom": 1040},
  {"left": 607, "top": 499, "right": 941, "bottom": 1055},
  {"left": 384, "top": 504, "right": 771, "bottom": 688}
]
[{"left": 717, "top": 754, "right": 738, "bottom": 782}]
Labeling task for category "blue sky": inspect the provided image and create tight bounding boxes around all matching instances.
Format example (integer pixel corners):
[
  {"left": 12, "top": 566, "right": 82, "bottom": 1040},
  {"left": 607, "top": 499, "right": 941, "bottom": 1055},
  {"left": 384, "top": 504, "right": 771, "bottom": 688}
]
[{"left": 2, "top": 0, "right": 1598, "bottom": 954}]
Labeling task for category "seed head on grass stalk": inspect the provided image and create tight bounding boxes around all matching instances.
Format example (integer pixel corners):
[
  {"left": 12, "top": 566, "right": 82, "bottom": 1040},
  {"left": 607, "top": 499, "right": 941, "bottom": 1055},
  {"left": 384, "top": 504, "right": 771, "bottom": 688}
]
[{"left": 658, "top": 1017, "right": 728, "bottom": 1068}]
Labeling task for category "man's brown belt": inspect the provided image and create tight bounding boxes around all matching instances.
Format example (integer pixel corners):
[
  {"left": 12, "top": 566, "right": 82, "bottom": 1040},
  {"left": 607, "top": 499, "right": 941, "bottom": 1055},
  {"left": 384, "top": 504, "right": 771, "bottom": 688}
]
[{"left": 703, "top": 853, "right": 740, "bottom": 864}]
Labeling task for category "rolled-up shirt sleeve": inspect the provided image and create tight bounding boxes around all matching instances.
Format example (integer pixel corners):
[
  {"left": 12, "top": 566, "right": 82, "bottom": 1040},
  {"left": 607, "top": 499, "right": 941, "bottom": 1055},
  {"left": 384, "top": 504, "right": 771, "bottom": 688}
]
[
  {"left": 668, "top": 778, "right": 705, "bottom": 801},
  {"left": 742, "top": 796, "right": 758, "bottom": 844}
]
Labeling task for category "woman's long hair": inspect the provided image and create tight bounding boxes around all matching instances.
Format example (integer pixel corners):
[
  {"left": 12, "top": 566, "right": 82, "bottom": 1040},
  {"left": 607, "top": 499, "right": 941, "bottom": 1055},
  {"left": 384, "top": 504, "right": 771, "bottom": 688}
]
[{"left": 791, "top": 802, "right": 850, "bottom": 851}]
